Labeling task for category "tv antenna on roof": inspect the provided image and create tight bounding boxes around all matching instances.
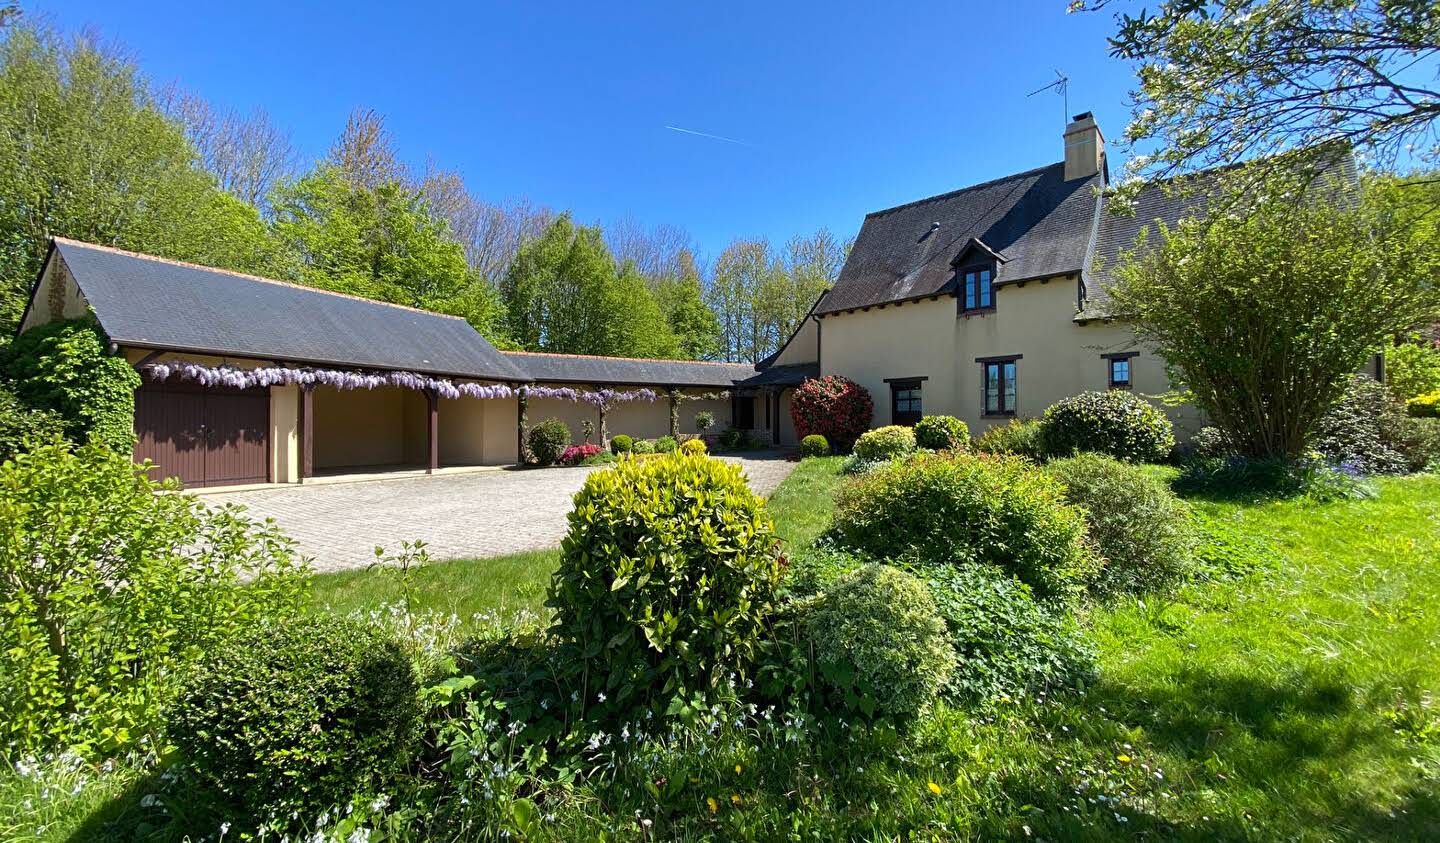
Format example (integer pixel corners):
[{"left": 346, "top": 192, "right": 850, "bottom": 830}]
[{"left": 1028, "top": 70, "right": 1070, "bottom": 125}]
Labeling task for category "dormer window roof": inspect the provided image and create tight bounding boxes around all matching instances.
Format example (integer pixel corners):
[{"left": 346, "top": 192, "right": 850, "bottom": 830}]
[{"left": 949, "top": 237, "right": 1008, "bottom": 269}]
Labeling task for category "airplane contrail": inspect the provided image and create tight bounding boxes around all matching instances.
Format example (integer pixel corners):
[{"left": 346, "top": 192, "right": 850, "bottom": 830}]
[{"left": 664, "top": 125, "right": 754, "bottom": 147}]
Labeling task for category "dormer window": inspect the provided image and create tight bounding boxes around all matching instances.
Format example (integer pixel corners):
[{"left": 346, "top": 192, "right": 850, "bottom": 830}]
[{"left": 962, "top": 266, "right": 994, "bottom": 313}]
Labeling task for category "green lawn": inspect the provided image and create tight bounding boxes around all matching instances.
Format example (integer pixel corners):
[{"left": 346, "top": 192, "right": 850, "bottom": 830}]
[{"left": 9, "top": 458, "right": 1440, "bottom": 841}]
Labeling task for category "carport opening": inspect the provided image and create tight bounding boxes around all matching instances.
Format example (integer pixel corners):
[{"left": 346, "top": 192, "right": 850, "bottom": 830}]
[{"left": 307, "top": 385, "right": 507, "bottom": 478}]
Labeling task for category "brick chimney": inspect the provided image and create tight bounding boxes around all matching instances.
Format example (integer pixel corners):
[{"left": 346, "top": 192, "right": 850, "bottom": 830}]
[{"left": 1063, "top": 112, "right": 1105, "bottom": 182}]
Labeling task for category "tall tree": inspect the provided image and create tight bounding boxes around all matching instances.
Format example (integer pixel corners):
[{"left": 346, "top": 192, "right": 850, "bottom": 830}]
[
  {"left": 418, "top": 163, "right": 554, "bottom": 283},
  {"left": 156, "top": 86, "right": 297, "bottom": 209},
  {"left": 1077, "top": 0, "right": 1440, "bottom": 188},
  {"left": 606, "top": 216, "right": 694, "bottom": 283},
  {"left": 609, "top": 260, "right": 681, "bottom": 359},
  {"left": 0, "top": 22, "right": 281, "bottom": 332},
  {"left": 329, "top": 108, "right": 407, "bottom": 191},
  {"left": 654, "top": 249, "right": 721, "bottom": 360},
  {"left": 1109, "top": 171, "right": 1440, "bottom": 458},
  {"left": 268, "top": 164, "right": 506, "bottom": 342}
]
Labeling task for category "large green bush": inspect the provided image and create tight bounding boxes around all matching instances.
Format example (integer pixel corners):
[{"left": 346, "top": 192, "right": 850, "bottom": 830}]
[
  {"left": 853, "top": 425, "right": 916, "bottom": 461},
  {"left": 1386, "top": 340, "right": 1440, "bottom": 400},
  {"left": 974, "top": 418, "right": 1046, "bottom": 460},
  {"left": 802, "top": 564, "right": 954, "bottom": 721},
  {"left": 527, "top": 417, "right": 571, "bottom": 465},
  {"left": 1314, "top": 376, "right": 1438, "bottom": 474},
  {"left": 800, "top": 434, "right": 830, "bottom": 458},
  {"left": 914, "top": 415, "right": 969, "bottom": 451},
  {"left": 0, "top": 386, "right": 62, "bottom": 462},
  {"left": 912, "top": 563, "right": 1093, "bottom": 703},
  {"left": 0, "top": 440, "right": 306, "bottom": 755},
  {"left": 3, "top": 319, "right": 141, "bottom": 454},
  {"left": 1040, "top": 390, "right": 1175, "bottom": 463},
  {"left": 1045, "top": 453, "right": 1196, "bottom": 597},
  {"left": 831, "top": 453, "right": 1098, "bottom": 599},
  {"left": 547, "top": 451, "right": 784, "bottom": 719},
  {"left": 609, "top": 433, "right": 634, "bottom": 454},
  {"left": 170, "top": 616, "right": 421, "bottom": 818},
  {"left": 790, "top": 375, "right": 874, "bottom": 452}
]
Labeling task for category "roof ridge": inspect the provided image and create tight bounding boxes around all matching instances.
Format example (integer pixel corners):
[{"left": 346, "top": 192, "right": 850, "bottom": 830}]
[
  {"left": 863, "top": 161, "right": 1065, "bottom": 219},
  {"left": 500, "top": 350, "right": 758, "bottom": 368},
  {"left": 52, "top": 237, "right": 469, "bottom": 323}
]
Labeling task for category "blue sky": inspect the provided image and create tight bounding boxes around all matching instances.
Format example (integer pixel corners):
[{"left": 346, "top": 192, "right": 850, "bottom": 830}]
[{"left": 38, "top": 1, "right": 1139, "bottom": 259}]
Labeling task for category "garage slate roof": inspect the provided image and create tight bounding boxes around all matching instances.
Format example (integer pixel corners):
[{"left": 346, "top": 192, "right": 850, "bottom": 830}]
[
  {"left": 501, "top": 351, "right": 762, "bottom": 388},
  {"left": 51, "top": 238, "right": 530, "bottom": 382},
  {"left": 816, "top": 162, "right": 1101, "bottom": 315},
  {"left": 739, "top": 363, "right": 819, "bottom": 387}
]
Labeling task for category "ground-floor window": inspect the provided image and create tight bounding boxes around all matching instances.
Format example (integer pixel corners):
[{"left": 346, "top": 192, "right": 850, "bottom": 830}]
[
  {"left": 978, "top": 356, "right": 1019, "bottom": 415},
  {"left": 1104, "top": 351, "right": 1138, "bottom": 390},
  {"left": 888, "top": 378, "right": 924, "bottom": 426}
]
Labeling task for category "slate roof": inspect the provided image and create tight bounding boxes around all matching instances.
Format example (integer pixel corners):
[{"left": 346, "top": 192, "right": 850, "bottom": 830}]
[
  {"left": 816, "top": 162, "right": 1101, "bottom": 315},
  {"left": 50, "top": 239, "right": 530, "bottom": 381},
  {"left": 501, "top": 351, "right": 763, "bottom": 388},
  {"left": 739, "top": 363, "right": 819, "bottom": 387}
]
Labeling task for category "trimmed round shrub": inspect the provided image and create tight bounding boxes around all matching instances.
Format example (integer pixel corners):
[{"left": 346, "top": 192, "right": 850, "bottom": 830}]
[
  {"left": 693, "top": 410, "right": 715, "bottom": 434},
  {"left": 680, "top": 438, "right": 707, "bottom": 455},
  {"left": 974, "top": 418, "right": 1046, "bottom": 460},
  {"left": 790, "top": 375, "right": 874, "bottom": 453},
  {"left": 170, "top": 616, "right": 421, "bottom": 816},
  {"left": 3, "top": 319, "right": 141, "bottom": 454},
  {"left": 610, "top": 434, "right": 634, "bottom": 454},
  {"left": 655, "top": 435, "right": 678, "bottom": 453},
  {"left": 913, "top": 563, "right": 1093, "bottom": 703},
  {"left": 803, "top": 564, "right": 955, "bottom": 721},
  {"left": 632, "top": 438, "right": 656, "bottom": 454},
  {"left": 832, "top": 453, "right": 1098, "bottom": 599},
  {"left": 853, "top": 425, "right": 916, "bottom": 462},
  {"left": 800, "top": 434, "right": 830, "bottom": 458},
  {"left": 914, "top": 415, "right": 969, "bottom": 451},
  {"left": 1040, "top": 390, "right": 1175, "bottom": 463},
  {"left": 1045, "top": 453, "right": 1196, "bottom": 597},
  {"left": 527, "top": 418, "right": 571, "bottom": 465},
  {"left": 547, "top": 451, "right": 783, "bottom": 719}
]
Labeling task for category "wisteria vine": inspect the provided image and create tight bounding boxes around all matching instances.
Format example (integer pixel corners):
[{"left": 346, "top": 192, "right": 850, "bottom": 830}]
[{"left": 141, "top": 362, "right": 660, "bottom": 405}]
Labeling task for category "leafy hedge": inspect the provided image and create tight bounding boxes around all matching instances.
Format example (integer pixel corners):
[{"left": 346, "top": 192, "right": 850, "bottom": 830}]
[
  {"left": 171, "top": 616, "right": 421, "bottom": 817},
  {"left": 974, "top": 418, "right": 1046, "bottom": 460},
  {"left": 0, "top": 386, "right": 62, "bottom": 462},
  {"left": 1040, "top": 390, "right": 1175, "bottom": 463},
  {"left": 547, "top": 451, "right": 783, "bottom": 720},
  {"left": 0, "top": 440, "right": 306, "bottom": 755},
  {"left": 1314, "top": 376, "right": 1436, "bottom": 474},
  {"left": 2, "top": 319, "right": 141, "bottom": 454},
  {"left": 1406, "top": 390, "right": 1439, "bottom": 418},
  {"left": 831, "top": 453, "right": 1098, "bottom": 600},
  {"left": 1045, "top": 453, "right": 1196, "bottom": 597},
  {"left": 790, "top": 376, "right": 873, "bottom": 453}
]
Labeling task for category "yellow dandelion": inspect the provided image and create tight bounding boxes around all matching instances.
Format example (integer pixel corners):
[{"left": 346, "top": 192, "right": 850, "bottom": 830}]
[
  {"left": 928, "top": 781, "right": 943, "bottom": 796},
  {"left": 707, "top": 797, "right": 718, "bottom": 815},
  {"left": 735, "top": 764, "right": 743, "bottom": 775},
  {"left": 731, "top": 794, "right": 742, "bottom": 805},
  {"left": 1117, "top": 754, "right": 1132, "bottom": 763}
]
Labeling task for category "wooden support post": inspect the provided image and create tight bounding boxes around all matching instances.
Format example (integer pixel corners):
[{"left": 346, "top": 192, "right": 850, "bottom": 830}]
[
  {"left": 516, "top": 388, "right": 528, "bottom": 465},
  {"left": 299, "top": 384, "right": 314, "bottom": 482},
  {"left": 427, "top": 388, "right": 439, "bottom": 474}
]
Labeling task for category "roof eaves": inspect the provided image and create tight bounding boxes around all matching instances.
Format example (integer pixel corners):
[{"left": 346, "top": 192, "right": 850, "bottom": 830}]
[{"left": 116, "top": 338, "right": 533, "bottom": 383}]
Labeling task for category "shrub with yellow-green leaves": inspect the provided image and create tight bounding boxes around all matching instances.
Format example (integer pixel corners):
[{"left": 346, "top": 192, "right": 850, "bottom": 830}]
[
  {"left": 547, "top": 451, "right": 784, "bottom": 722},
  {"left": 853, "top": 425, "right": 916, "bottom": 462}
]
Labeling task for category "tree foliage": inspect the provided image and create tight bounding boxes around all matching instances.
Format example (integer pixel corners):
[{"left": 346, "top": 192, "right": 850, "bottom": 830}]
[
  {"left": 0, "top": 23, "right": 281, "bottom": 332},
  {"left": 1086, "top": 0, "right": 1440, "bottom": 188},
  {"left": 1110, "top": 172, "right": 1440, "bottom": 457}
]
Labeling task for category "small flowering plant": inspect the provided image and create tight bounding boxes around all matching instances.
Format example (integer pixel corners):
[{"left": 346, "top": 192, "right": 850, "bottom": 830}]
[
  {"left": 560, "top": 443, "right": 603, "bottom": 465},
  {"left": 790, "top": 376, "right": 874, "bottom": 453}
]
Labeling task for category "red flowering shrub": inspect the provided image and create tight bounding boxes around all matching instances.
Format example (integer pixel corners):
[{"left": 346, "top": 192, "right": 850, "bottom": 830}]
[
  {"left": 790, "top": 376, "right": 874, "bottom": 453},
  {"left": 560, "top": 443, "right": 603, "bottom": 465}
]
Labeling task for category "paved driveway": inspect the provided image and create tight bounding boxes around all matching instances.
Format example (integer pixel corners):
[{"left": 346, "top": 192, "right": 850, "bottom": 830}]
[{"left": 206, "top": 453, "right": 796, "bottom": 574}]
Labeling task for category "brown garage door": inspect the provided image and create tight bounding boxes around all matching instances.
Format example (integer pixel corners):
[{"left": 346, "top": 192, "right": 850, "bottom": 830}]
[{"left": 135, "top": 381, "right": 270, "bottom": 487}]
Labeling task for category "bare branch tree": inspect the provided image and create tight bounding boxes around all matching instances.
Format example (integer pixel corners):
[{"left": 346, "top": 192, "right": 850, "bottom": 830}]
[
  {"left": 329, "top": 107, "right": 407, "bottom": 190},
  {"left": 156, "top": 84, "right": 297, "bottom": 208}
]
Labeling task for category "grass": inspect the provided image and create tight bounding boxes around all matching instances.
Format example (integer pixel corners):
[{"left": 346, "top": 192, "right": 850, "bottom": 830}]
[{"left": 9, "top": 456, "right": 1440, "bottom": 841}]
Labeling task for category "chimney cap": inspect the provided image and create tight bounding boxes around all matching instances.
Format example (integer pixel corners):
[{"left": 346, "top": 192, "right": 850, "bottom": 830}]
[{"left": 1071, "top": 111, "right": 1093, "bottom": 122}]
